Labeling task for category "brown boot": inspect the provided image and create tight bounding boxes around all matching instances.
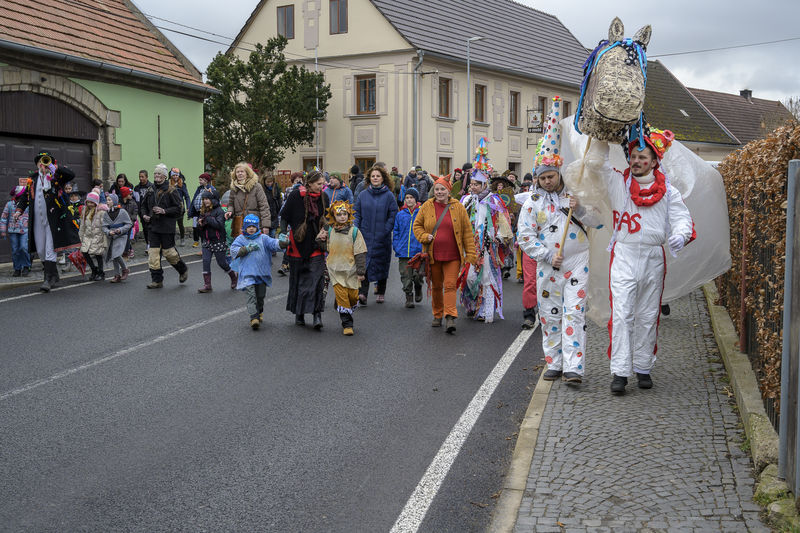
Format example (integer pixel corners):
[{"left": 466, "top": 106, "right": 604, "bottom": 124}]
[
  {"left": 198, "top": 272, "right": 212, "bottom": 293},
  {"left": 228, "top": 269, "right": 238, "bottom": 289},
  {"left": 120, "top": 268, "right": 130, "bottom": 281}
]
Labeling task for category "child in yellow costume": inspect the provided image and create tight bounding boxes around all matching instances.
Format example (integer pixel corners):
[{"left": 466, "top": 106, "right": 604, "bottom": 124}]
[{"left": 317, "top": 201, "right": 368, "bottom": 335}]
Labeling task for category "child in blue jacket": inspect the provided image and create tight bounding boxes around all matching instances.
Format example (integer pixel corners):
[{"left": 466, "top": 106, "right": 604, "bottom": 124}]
[
  {"left": 230, "top": 214, "right": 287, "bottom": 330},
  {"left": 392, "top": 187, "right": 424, "bottom": 308}
]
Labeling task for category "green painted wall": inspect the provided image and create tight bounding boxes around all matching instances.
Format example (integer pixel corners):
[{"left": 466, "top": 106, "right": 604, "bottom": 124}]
[{"left": 73, "top": 78, "right": 204, "bottom": 193}]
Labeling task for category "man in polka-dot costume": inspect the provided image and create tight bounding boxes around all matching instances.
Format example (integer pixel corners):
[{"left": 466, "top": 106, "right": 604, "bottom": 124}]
[{"left": 518, "top": 169, "right": 601, "bottom": 384}]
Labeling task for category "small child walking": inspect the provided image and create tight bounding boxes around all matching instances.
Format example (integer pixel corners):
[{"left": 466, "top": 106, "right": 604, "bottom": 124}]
[
  {"left": 102, "top": 193, "right": 132, "bottom": 282},
  {"left": 196, "top": 190, "right": 238, "bottom": 293},
  {"left": 392, "top": 187, "right": 424, "bottom": 308},
  {"left": 80, "top": 190, "right": 108, "bottom": 281},
  {"left": 230, "top": 214, "right": 287, "bottom": 330},
  {"left": 317, "top": 201, "right": 367, "bottom": 335}
]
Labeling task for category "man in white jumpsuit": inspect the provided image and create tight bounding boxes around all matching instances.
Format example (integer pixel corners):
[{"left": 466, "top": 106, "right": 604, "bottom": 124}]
[
  {"left": 518, "top": 168, "right": 600, "bottom": 384},
  {"left": 596, "top": 126, "right": 694, "bottom": 393}
]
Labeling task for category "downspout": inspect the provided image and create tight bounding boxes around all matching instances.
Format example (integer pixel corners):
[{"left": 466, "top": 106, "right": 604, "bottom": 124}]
[{"left": 412, "top": 50, "right": 424, "bottom": 166}]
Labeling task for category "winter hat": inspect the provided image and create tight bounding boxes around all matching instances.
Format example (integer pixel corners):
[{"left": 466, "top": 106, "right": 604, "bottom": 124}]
[
  {"left": 86, "top": 191, "right": 100, "bottom": 205},
  {"left": 170, "top": 167, "right": 181, "bottom": 177},
  {"left": 154, "top": 163, "right": 168, "bottom": 177},
  {"left": 350, "top": 164, "right": 361, "bottom": 175},
  {"left": 201, "top": 189, "right": 218, "bottom": 201},
  {"left": 391, "top": 166, "right": 398, "bottom": 173},
  {"left": 119, "top": 186, "right": 132, "bottom": 199},
  {"left": 107, "top": 193, "right": 119, "bottom": 205},
  {"left": 534, "top": 96, "right": 564, "bottom": 177},
  {"left": 433, "top": 176, "right": 452, "bottom": 192},
  {"left": 404, "top": 187, "right": 420, "bottom": 202},
  {"left": 198, "top": 172, "right": 212, "bottom": 183},
  {"left": 11, "top": 185, "right": 26, "bottom": 198},
  {"left": 414, "top": 165, "right": 423, "bottom": 172},
  {"left": 243, "top": 214, "right": 260, "bottom": 231}
]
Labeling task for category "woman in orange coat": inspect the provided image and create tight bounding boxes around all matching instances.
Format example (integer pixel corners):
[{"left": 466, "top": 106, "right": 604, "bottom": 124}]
[{"left": 413, "top": 177, "right": 477, "bottom": 334}]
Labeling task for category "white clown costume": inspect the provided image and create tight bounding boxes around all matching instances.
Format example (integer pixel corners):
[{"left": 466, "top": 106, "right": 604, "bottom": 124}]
[
  {"left": 600, "top": 125, "right": 694, "bottom": 379},
  {"left": 518, "top": 96, "right": 601, "bottom": 378}
]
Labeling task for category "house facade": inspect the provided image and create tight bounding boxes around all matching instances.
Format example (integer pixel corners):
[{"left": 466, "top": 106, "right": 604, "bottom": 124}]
[
  {"left": 0, "top": 0, "right": 215, "bottom": 261},
  {"left": 229, "top": 0, "right": 588, "bottom": 177}
]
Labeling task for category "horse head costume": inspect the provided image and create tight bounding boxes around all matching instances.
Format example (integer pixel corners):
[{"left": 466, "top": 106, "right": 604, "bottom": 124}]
[{"left": 574, "top": 17, "right": 651, "bottom": 144}]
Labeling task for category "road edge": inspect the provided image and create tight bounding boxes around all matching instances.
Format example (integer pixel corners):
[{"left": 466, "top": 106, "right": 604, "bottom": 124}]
[{"left": 488, "top": 366, "right": 553, "bottom": 532}]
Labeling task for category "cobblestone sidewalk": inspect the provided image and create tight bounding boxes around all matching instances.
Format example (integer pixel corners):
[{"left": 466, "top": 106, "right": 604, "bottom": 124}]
[{"left": 514, "top": 290, "right": 769, "bottom": 532}]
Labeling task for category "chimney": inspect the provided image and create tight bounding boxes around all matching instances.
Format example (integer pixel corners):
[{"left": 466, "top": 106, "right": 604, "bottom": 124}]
[{"left": 740, "top": 89, "right": 752, "bottom": 102}]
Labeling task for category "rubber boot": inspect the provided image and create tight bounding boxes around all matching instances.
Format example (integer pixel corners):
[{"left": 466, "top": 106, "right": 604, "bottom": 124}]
[
  {"left": 228, "top": 269, "right": 238, "bottom": 289},
  {"left": 198, "top": 272, "right": 212, "bottom": 293}
]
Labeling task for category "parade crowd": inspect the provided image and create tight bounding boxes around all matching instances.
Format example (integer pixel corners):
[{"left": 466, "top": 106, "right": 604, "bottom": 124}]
[{"left": 4, "top": 97, "right": 694, "bottom": 395}]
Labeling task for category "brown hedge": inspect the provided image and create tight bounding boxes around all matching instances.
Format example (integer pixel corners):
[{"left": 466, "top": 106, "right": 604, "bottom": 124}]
[{"left": 715, "top": 122, "right": 800, "bottom": 408}]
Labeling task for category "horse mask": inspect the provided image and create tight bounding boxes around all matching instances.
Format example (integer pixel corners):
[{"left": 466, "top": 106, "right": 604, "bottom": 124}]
[{"left": 574, "top": 17, "right": 651, "bottom": 143}]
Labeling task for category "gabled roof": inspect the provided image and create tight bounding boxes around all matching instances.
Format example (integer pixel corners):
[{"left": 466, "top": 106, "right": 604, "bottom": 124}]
[
  {"left": 688, "top": 87, "right": 795, "bottom": 145},
  {"left": 643, "top": 60, "right": 738, "bottom": 146},
  {"left": 229, "top": 0, "right": 588, "bottom": 88},
  {"left": 369, "top": 0, "right": 587, "bottom": 87},
  {"left": 0, "top": 0, "right": 210, "bottom": 92}
]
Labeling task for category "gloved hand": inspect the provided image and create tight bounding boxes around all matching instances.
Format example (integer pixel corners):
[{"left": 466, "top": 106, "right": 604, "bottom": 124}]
[
  {"left": 668, "top": 234, "right": 685, "bottom": 254},
  {"left": 278, "top": 233, "right": 289, "bottom": 244},
  {"left": 246, "top": 243, "right": 260, "bottom": 252},
  {"left": 236, "top": 246, "right": 249, "bottom": 257}
]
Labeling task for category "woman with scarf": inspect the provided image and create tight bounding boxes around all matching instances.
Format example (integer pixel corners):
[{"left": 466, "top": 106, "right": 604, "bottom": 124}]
[
  {"left": 413, "top": 177, "right": 477, "bottom": 334},
  {"left": 224, "top": 162, "right": 271, "bottom": 236},
  {"left": 353, "top": 165, "right": 398, "bottom": 305},
  {"left": 280, "top": 170, "right": 329, "bottom": 328}
]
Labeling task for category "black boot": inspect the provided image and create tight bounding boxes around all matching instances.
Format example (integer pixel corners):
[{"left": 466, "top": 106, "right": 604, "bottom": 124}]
[
  {"left": 94, "top": 256, "right": 104, "bottom": 281},
  {"left": 295, "top": 314, "right": 305, "bottom": 326},
  {"left": 543, "top": 369, "right": 562, "bottom": 381},
  {"left": 175, "top": 260, "right": 189, "bottom": 283},
  {"left": 340, "top": 311, "right": 354, "bottom": 335},
  {"left": 636, "top": 372, "right": 653, "bottom": 389},
  {"left": 147, "top": 268, "right": 164, "bottom": 289},
  {"left": 611, "top": 374, "right": 628, "bottom": 394},
  {"left": 313, "top": 312, "right": 323, "bottom": 330},
  {"left": 405, "top": 292, "right": 415, "bottom": 308},
  {"left": 414, "top": 282, "right": 423, "bottom": 303},
  {"left": 40, "top": 261, "right": 55, "bottom": 292}
]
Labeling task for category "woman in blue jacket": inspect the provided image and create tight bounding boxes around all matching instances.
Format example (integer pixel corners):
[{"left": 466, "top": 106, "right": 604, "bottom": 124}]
[
  {"left": 392, "top": 187, "right": 424, "bottom": 307},
  {"left": 354, "top": 165, "right": 398, "bottom": 304}
]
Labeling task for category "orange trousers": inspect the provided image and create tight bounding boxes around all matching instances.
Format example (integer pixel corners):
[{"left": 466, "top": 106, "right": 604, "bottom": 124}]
[{"left": 430, "top": 259, "right": 461, "bottom": 318}]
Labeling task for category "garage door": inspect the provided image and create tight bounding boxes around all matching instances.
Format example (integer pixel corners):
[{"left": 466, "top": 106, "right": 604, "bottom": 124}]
[{"left": 0, "top": 137, "right": 92, "bottom": 263}]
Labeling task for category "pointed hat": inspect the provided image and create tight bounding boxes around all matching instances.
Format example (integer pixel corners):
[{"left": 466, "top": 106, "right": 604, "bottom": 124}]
[{"left": 534, "top": 96, "right": 563, "bottom": 176}]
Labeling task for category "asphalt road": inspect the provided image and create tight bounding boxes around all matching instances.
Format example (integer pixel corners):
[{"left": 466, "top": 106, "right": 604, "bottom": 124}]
[{"left": 0, "top": 255, "right": 543, "bottom": 532}]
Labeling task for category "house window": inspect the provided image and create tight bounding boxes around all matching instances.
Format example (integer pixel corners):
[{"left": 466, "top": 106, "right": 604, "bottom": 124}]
[
  {"left": 563, "top": 100, "right": 571, "bottom": 118},
  {"left": 509, "top": 91, "right": 520, "bottom": 127},
  {"left": 538, "top": 96, "right": 548, "bottom": 116},
  {"left": 277, "top": 5, "right": 295, "bottom": 39},
  {"left": 303, "top": 157, "right": 322, "bottom": 172},
  {"left": 475, "top": 84, "right": 486, "bottom": 122},
  {"left": 356, "top": 74, "right": 376, "bottom": 115},
  {"left": 330, "top": 0, "right": 348, "bottom": 34},
  {"left": 439, "top": 78, "right": 451, "bottom": 118},
  {"left": 439, "top": 157, "right": 451, "bottom": 176},
  {"left": 354, "top": 157, "right": 375, "bottom": 175}
]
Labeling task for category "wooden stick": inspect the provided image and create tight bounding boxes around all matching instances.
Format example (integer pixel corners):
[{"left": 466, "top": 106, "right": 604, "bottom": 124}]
[{"left": 556, "top": 137, "right": 593, "bottom": 259}]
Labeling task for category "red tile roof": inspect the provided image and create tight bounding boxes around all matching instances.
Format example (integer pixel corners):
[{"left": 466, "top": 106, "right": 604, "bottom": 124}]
[{"left": 0, "top": 0, "right": 204, "bottom": 87}]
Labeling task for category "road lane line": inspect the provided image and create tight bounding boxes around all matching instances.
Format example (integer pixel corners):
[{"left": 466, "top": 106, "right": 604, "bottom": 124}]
[
  {"left": 390, "top": 328, "right": 535, "bottom": 533},
  {"left": 0, "top": 293, "right": 285, "bottom": 402},
  {"left": 0, "top": 259, "right": 203, "bottom": 304}
]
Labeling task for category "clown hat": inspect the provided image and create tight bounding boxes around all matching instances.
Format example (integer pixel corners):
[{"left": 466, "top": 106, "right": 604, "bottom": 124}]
[
  {"left": 472, "top": 136, "right": 492, "bottom": 173},
  {"left": 534, "top": 96, "right": 564, "bottom": 176},
  {"left": 627, "top": 122, "right": 674, "bottom": 160}
]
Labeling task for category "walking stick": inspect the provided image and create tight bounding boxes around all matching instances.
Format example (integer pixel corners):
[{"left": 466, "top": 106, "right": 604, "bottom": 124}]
[{"left": 554, "top": 137, "right": 592, "bottom": 266}]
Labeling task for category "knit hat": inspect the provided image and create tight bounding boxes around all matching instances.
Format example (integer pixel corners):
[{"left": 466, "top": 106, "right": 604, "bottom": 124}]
[
  {"left": 107, "top": 193, "right": 119, "bottom": 205},
  {"left": 415, "top": 165, "right": 422, "bottom": 172},
  {"left": 11, "top": 185, "right": 26, "bottom": 198},
  {"left": 154, "top": 163, "right": 168, "bottom": 177},
  {"left": 391, "top": 166, "right": 398, "bottom": 173},
  {"left": 534, "top": 96, "right": 564, "bottom": 177},
  {"left": 243, "top": 214, "right": 260, "bottom": 230},
  {"left": 201, "top": 189, "right": 218, "bottom": 200},
  {"left": 198, "top": 172, "right": 212, "bottom": 183},
  {"left": 350, "top": 164, "right": 361, "bottom": 175},
  {"left": 170, "top": 167, "right": 181, "bottom": 177},
  {"left": 627, "top": 122, "right": 674, "bottom": 161},
  {"left": 86, "top": 191, "right": 100, "bottom": 205},
  {"left": 404, "top": 187, "right": 420, "bottom": 201},
  {"left": 434, "top": 176, "right": 452, "bottom": 192},
  {"left": 119, "top": 186, "right": 132, "bottom": 199}
]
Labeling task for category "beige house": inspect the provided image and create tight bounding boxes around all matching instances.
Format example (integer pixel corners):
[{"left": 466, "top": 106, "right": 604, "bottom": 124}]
[{"left": 229, "top": 0, "right": 588, "bottom": 177}]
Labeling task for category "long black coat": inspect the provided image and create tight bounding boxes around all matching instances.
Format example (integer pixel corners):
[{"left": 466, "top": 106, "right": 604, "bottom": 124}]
[
  {"left": 140, "top": 181, "right": 183, "bottom": 234},
  {"left": 280, "top": 188, "right": 328, "bottom": 260},
  {"left": 16, "top": 166, "right": 79, "bottom": 253}
]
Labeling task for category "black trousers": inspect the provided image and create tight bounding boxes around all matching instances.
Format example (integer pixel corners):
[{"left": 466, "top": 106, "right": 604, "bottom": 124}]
[{"left": 360, "top": 278, "right": 387, "bottom": 296}]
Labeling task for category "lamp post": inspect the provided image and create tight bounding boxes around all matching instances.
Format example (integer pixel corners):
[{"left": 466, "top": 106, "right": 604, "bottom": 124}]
[{"left": 466, "top": 36, "right": 484, "bottom": 162}]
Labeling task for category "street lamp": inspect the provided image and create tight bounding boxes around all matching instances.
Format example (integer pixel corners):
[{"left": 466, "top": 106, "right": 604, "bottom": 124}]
[{"left": 466, "top": 36, "right": 484, "bottom": 163}]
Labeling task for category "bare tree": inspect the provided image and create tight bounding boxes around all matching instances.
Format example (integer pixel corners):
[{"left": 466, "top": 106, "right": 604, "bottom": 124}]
[{"left": 782, "top": 96, "right": 800, "bottom": 121}]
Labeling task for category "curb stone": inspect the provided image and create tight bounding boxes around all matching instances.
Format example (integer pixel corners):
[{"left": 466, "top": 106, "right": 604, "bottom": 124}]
[
  {"left": 702, "top": 281, "right": 800, "bottom": 530},
  {"left": 489, "top": 343, "right": 551, "bottom": 533}
]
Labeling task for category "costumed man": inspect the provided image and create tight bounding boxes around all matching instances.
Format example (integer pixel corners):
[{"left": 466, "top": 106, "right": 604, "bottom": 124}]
[
  {"left": 459, "top": 143, "right": 513, "bottom": 323},
  {"left": 593, "top": 125, "right": 694, "bottom": 393},
  {"left": 14, "top": 151, "right": 80, "bottom": 292},
  {"left": 515, "top": 176, "right": 539, "bottom": 329},
  {"left": 518, "top": 96, "right": 601, "bottom": 384},
  {"left": 140, "top": 163, "right": 189, "bottom": 289},
  {"left": 491, "top": 174, "right": 519, "bottom": 280}
]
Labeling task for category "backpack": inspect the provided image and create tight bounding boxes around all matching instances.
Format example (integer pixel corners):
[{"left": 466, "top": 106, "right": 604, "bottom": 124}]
[{"left": 328, "top": 226, "right": 359, "bottom": 242}]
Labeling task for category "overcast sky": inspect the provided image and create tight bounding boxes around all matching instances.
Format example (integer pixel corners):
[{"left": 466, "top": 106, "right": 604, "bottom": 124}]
[{"left": 133, "top": 0, "right": 799, "bottom": 102}]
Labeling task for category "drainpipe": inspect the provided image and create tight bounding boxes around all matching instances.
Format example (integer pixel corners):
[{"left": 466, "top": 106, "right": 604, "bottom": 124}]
[{"left": 412, "top": 50, "right": 424, "bottom": 167}]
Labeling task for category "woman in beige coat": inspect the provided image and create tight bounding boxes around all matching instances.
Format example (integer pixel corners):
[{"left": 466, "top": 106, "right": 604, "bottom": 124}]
[{"left": 224, "top": 162, "right": 271, "bottom": 236}]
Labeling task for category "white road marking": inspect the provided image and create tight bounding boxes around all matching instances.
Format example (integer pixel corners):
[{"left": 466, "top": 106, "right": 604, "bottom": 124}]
[
  {"left": 390, "top": 328, "right": 535, "bottom": 533},
  {"left": 0, "top": 259, "right": 203, "bottom": 304},
  {"left": 0, "top": 293, "right": 284, "bottom": 402}
]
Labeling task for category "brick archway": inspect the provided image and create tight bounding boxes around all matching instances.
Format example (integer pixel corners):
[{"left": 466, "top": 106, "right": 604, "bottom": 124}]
[{"left": 0, "top": 64, "right": 121, "bottom": 181}]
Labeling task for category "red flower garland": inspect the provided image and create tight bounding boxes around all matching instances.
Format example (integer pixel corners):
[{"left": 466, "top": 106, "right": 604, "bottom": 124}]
[{"left": 624, "top": 168, "right": 667, "bottom": 207}]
